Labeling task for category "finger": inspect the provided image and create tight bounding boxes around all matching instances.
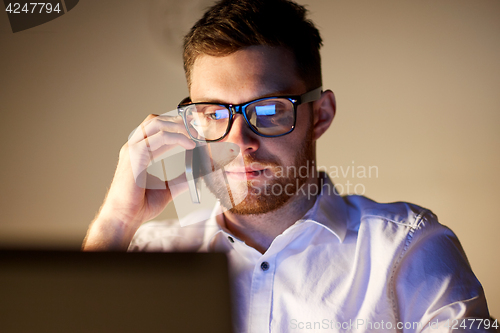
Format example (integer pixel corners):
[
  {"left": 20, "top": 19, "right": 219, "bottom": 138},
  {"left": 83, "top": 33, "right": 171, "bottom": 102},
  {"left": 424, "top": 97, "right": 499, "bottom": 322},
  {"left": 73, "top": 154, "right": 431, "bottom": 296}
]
[
  {"left": 146, "top": 130, "right": 196, "bottom": 152},
  {"left": 142, "top": 115, "right": 186, "bottom": 138},
  {"left": 127, "top": 141, "right": 154, "bottom": 186},
  {"left": 129, "top": 116, "right": 188, "bottom": 146},
  {"left": 128, "top": 114, "right": 159, "bottom": 145},
  {"left": 127, "top": 132, "right": 196, "bottom": 184}
]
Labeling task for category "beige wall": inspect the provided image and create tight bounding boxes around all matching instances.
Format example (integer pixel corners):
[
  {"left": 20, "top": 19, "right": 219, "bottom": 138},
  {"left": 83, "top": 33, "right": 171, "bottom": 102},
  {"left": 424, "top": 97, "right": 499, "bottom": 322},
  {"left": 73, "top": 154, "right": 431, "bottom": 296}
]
[{"left": 0, "top": 0, "right": 498, "bottom": 316}]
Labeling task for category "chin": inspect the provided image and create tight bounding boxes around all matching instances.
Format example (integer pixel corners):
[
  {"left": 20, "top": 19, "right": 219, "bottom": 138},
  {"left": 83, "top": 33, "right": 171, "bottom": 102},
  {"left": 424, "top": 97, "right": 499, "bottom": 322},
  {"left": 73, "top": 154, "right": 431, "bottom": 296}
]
[{"left": 208, "top": 176, "right": 305, "bottom": 215}]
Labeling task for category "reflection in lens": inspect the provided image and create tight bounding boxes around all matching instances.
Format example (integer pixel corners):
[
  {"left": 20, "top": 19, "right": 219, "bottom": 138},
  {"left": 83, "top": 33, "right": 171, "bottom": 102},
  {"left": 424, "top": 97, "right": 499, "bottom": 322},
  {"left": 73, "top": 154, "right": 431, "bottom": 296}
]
[
  {"left": 255, "top": 105, "right": 276, "bottom": 116},
  {"left": 246, "top": 98, "right": 294, "bottom": 136}
]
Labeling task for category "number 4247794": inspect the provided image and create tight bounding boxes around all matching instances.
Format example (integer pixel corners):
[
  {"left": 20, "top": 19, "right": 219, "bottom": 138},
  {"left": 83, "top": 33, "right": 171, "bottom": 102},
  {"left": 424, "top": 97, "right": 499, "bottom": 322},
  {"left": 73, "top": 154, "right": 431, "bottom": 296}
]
[
  {"left": 444, "top": 318, "right": 498, "bottom": 330},
  {"left": 5, "top": 3, "right": 61, "bottom": 14}
]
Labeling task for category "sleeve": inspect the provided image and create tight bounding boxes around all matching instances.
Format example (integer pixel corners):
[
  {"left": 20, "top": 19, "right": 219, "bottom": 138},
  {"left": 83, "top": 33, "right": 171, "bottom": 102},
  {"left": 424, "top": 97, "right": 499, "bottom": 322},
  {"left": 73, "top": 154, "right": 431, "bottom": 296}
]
[
  {"left": 394, "top": 212, "right": 496, "bottom": 333},
  {"left": 127, "top": 219, "right": 207, "bottom": 252}
]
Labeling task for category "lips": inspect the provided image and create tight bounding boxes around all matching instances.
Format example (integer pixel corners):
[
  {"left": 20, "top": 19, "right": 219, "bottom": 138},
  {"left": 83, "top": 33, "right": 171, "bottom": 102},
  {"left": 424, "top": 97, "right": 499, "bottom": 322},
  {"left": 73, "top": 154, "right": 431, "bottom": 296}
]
[
  {"left": 224, "top": 167, "right": 268, "bottom": 180},
  {"left": 226, "top": 168, "right": 263, "bottom": 173}
]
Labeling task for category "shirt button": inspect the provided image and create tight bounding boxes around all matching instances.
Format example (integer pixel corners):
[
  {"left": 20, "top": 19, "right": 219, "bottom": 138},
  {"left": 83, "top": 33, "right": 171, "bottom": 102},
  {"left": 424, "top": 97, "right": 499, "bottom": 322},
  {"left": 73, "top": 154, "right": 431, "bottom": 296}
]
[
  {"left": 261, "top": 261, "right": 270, "bottom": 271},
  {"left": 227, "top": 236, "right": 234, "bottom": 243}
]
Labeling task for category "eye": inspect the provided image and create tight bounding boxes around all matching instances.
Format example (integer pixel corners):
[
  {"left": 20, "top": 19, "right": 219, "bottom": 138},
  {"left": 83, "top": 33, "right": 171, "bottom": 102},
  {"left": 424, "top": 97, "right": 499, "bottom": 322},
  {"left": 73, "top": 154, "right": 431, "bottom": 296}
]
[{"left": 204, "top": 108, "right": 229, "bottom": 120}]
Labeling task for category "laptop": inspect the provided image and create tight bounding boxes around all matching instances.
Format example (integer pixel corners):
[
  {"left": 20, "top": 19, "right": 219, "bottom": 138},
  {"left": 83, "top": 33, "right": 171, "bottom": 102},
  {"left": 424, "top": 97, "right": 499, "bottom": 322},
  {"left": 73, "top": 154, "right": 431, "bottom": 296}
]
[{"left": 0, "top": 250, "right": 233, "bottom": 333}]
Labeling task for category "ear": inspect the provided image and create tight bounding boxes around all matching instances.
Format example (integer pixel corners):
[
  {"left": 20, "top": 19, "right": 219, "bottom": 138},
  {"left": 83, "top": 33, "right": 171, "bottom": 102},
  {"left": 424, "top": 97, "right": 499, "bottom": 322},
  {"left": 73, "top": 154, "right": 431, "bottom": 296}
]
[{"left": 312, "top": 90, "right": 336, "bottom": 141}]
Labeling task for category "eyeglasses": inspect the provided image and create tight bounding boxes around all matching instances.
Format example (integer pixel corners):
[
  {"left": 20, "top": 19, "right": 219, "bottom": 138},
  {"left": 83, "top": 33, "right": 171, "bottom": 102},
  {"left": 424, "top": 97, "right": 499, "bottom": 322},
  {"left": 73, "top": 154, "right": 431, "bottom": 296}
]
[{"left": 177, "top": 87, "right": 322, "bottom": 142}]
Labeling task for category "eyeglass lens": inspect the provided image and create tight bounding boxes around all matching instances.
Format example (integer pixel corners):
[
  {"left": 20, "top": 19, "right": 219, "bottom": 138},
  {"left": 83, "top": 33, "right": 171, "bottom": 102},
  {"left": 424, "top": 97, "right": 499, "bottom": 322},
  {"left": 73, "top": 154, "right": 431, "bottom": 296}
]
[{"left": 184, "top": 98, "right": 295, "bottom": 141}]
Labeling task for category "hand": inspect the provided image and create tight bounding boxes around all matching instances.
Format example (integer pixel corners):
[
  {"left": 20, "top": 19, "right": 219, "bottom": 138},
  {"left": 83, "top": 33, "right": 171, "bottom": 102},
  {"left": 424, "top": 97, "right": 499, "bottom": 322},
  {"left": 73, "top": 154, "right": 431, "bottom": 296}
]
[{"left": 82, "top": 114, "right": 196, "bottom": 251}]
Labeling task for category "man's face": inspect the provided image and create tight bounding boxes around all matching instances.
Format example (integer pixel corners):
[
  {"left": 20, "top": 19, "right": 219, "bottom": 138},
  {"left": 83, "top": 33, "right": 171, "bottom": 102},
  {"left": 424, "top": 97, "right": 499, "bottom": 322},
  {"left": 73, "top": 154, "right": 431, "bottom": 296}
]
[{"left": 190, "top": 45, "right": 315, "bottom": 214}]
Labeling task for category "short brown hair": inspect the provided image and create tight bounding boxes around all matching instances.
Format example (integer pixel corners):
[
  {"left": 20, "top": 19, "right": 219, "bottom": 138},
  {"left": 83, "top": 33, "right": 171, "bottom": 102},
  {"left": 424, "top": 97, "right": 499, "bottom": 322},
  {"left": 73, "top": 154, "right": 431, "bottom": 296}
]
[{"left": 183, "top": 0, "right": 323, "bottom": 90}]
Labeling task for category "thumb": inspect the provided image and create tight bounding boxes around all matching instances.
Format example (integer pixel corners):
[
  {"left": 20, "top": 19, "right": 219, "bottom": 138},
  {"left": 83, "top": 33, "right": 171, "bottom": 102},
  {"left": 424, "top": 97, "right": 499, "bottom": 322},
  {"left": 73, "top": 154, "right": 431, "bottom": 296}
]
[{"left": 166, "top": 172, "right": 190, "bottom": 199}]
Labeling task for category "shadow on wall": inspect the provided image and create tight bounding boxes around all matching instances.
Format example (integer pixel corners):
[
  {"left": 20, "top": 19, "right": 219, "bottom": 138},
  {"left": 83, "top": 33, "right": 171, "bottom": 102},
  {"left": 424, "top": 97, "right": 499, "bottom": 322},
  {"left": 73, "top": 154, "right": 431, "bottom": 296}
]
[{"left": 147, "top": 0, "right": 216, "bottom": 65}]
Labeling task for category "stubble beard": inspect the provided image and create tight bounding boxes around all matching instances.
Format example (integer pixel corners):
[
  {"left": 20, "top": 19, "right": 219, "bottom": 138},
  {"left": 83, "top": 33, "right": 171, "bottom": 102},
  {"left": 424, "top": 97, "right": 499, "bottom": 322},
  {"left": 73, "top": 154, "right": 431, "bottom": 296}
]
[{"left": 202, "top": 130, "right": 315, "bottom": 215}]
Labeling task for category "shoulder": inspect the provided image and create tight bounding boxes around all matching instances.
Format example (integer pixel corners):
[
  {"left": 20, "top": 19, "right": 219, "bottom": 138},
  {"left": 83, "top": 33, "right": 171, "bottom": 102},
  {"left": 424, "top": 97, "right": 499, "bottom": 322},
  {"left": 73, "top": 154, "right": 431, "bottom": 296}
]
[
  {"left": 343, "top": 196, "right": 490, "bottom": 323},
  {"left": 343, "top": 194, "right": 467, "bottom": 261},
  {"left": 341, "top": 194, "right": 463, "bottom": 267},
  {"left": 343, "top": 194, "right": 446, "bottom": 237}
]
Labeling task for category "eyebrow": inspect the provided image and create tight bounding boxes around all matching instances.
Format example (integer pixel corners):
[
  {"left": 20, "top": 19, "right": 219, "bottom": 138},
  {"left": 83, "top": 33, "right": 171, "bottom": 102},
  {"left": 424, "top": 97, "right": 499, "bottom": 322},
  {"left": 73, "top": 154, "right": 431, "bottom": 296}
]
[{"left": 193, "top": 88, "right": 301, "bottom": 105}]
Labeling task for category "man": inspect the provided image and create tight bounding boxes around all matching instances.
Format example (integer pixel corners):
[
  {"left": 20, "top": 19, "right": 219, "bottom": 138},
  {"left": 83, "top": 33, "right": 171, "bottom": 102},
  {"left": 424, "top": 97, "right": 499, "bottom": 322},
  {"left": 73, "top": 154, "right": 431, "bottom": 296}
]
[{"left": 83, "top": 0, "right": 494, "bottom": 332}]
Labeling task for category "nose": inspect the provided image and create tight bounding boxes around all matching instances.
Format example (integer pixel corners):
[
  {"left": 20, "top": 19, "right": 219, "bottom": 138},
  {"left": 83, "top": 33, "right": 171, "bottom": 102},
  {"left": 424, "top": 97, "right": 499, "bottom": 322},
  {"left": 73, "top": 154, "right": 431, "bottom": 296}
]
[{"left": 223, "top": 113, "right": 259, "bottom": 154}]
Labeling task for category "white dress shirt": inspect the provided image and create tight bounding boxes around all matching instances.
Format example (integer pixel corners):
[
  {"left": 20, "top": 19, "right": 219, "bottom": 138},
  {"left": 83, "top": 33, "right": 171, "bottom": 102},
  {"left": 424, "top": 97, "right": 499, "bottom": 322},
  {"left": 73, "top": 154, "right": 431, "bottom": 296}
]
[{"left": 129, "top": 175, "right": 493, "bottom": 333}]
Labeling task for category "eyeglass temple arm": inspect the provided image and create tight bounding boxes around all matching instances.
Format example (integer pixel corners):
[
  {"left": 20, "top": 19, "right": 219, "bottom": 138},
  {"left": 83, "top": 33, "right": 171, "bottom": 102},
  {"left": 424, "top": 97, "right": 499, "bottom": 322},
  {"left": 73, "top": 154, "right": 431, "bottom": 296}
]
[{"left": 301, "top": 86, "right": 323, "bottom": 104}]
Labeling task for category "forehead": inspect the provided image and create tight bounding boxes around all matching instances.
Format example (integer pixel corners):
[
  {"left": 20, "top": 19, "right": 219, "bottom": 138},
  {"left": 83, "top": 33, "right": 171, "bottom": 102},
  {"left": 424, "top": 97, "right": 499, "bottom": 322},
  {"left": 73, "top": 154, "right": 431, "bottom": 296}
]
[{"left": 190, "top": 45, "right": 306, "bottom": 104}]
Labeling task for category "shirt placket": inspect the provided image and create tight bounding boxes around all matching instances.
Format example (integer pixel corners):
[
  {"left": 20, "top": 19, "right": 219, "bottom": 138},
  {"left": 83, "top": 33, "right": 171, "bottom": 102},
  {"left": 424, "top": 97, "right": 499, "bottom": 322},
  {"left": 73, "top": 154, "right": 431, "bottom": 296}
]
[
  {"left": 219, "top": 225, "right": 310, "bottom": 333},
  {"left": 247, "top": 253, "right": 276, "bottom": 333},
  {"left": 245, "top": 230, "right": 303, "bottom": 333}
]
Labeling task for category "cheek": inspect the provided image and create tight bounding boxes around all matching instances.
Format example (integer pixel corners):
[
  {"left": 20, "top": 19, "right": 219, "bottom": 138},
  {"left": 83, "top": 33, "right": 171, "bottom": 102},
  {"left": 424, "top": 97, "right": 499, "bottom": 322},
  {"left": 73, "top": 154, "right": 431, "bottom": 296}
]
[
  {"left": 270, "top": 132, "right": 309, "bottom": 165},
  {"left": 296, "top": 104, "right": 314, "bottom": 131},
  {"left": 292, "top": 108, "right": 314, "bottom": 146}
]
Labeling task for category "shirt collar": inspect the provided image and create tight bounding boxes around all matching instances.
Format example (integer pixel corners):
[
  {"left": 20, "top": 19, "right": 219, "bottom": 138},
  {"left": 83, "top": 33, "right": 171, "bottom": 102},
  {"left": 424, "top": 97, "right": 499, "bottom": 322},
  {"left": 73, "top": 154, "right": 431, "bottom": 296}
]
[
  {"left": 204, "top": 172, "right": 349, "bottom": 248},
  {"left": 298, "top": 172, "right": 348, "bottom": 243}
]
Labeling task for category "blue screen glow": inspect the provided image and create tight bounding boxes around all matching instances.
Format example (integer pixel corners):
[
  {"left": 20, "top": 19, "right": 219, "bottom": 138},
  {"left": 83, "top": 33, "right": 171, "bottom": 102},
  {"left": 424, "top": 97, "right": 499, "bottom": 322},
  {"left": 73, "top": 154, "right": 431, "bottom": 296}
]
[{"left": 255, "top": 105, "right": 276, "bottom": 116}]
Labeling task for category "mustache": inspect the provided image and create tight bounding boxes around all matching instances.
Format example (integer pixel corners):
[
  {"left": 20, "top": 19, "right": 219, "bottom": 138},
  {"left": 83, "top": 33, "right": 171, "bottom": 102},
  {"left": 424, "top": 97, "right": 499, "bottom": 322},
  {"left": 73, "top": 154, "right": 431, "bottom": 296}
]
[
  {"left": 220, "top": 154, "right": 280, "bottom": 169},
  {"left": 203, "top": 153, "right": 281, "bottom": 173},
  {"left": 196, "top": 143, "right": 281, "bottom": 173},
  {"left": 198, "top": 142, "right": 281, "bottom": 170}
]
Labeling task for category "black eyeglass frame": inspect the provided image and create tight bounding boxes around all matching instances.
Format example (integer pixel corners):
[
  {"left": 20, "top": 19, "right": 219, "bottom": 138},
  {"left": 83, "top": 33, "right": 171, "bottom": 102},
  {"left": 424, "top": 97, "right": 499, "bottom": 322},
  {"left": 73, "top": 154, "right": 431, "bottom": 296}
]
[{"left": 177, "top": 86, "right": 322, "bottom": 142}]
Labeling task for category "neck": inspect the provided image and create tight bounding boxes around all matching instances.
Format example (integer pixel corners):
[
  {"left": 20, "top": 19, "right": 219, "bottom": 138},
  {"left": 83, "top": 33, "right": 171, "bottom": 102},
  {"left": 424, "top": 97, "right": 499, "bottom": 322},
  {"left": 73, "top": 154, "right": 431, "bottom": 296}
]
[{"left": 222, "top": 174, "right": 321, "bottom": 254}]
